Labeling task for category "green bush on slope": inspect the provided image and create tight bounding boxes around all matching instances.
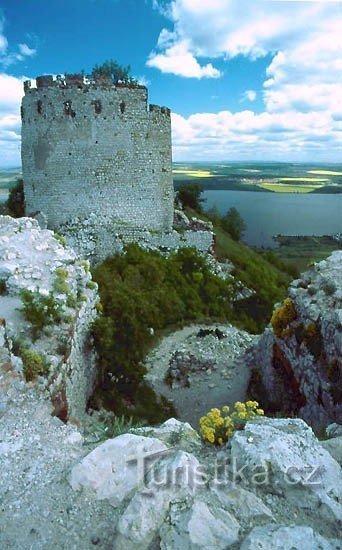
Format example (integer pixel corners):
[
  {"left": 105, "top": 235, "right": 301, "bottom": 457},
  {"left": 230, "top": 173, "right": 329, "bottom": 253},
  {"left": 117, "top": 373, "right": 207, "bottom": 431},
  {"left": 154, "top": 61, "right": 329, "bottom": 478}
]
[
  {"left": 190, "top": 207, "right": 294, "bottom": 333},
  {"left": 91, "top": 245, "right": 234, "bottom": 423}
]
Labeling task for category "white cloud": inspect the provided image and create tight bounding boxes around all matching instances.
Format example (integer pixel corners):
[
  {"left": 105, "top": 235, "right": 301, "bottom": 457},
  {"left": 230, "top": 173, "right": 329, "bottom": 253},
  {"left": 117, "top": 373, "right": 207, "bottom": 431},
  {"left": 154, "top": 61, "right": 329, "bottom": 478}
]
[
  {"left": 0, "top": 74, "right": 25, "bottom": 166},
  {"left": 0, "top": 14, "right": 37, "bottom": 67},
  {"left": 171, "top": 109, "right": 341, "bottom": 162},
  {"left": 150, "top": 0, "right": 342, "bottom": 160},
  {"left": 18, "top": 43, "right": 36, "bottom": 57},
  {"left": 242, "top": 90, "right": 257, "bottom": 102},
  {"left": 147, "top": 40, "right": 221, "bottom": 78}
]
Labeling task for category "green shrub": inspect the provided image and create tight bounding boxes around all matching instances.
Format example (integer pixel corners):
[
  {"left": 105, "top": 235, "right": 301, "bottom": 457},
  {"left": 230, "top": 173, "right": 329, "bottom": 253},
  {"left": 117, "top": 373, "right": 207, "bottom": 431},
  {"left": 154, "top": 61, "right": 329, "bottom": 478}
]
[
  {"left": 203, "top": 208, "right": 291, "bottom": 332},
  {"left": 176, "top": 184, "right": 205, "bottom": 212},
  {"left": 86, "top": 280, "right": 97, "bottom": 290},
  {"left": 0, "top": 280, "right": 7, "bottom": 295},
  {"left": 7, "top": 178, "right": 25, "bottom": 218},
  {"left": 86, "top": 412, "right": 142, "bottom": 442},
  {"left": 21, "top": 348, "right": 49, "bottom": 381},
  {"left": 91, "top": 244, "right": 233, "bottom": 423},
  {"left": 54, "top": 234, "right": 67, "bottom": 248},
  {"left": 221, "top": 207, "right": 246, "bottom": 242},
  {"left": 20, "top": 288, "right": 66, "bottom": 336},
  {"left": 53, "top": 278, "right": 70, "bottom": 295},
  {"left": 55, "top": 267, "right": 69, "bottom": 280}
]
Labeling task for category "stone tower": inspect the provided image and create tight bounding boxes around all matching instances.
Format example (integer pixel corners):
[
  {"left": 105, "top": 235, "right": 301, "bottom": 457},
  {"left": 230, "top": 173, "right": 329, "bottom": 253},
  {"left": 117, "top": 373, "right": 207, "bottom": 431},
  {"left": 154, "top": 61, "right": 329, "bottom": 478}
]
[{"left": 21, "top": 74, "right": 174, "bottom": 233}]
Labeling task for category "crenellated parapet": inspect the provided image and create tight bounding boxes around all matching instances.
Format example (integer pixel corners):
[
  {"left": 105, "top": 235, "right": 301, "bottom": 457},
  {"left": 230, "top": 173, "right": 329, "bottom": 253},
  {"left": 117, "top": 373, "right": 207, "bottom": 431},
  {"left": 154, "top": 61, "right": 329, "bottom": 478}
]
[{"left": 23, "top": 73, "right": 148, "bottom": 92}]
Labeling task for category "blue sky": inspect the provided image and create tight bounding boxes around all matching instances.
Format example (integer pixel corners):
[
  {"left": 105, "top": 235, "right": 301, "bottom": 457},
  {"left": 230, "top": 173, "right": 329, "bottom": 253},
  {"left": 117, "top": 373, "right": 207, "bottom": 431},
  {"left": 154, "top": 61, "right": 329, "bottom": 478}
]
[{"left": 0, "top": 0, "right": 341, "bottom": 166}]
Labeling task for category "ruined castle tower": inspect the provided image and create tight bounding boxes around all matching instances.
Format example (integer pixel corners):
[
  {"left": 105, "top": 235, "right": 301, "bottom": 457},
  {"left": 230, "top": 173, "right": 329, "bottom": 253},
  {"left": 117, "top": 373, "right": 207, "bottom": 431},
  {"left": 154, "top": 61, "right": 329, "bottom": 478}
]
[{"left": 21, "top": 74, "right": 174, "bottom": 233}]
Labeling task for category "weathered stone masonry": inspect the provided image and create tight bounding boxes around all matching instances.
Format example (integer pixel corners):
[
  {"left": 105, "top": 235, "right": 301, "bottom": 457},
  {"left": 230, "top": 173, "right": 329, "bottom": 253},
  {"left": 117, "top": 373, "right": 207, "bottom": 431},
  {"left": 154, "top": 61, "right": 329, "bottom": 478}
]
[
  {"left": 21, "top": 74, "right": 173, "bottom": 233},
  {"left": 21, "top": 74, "right": 214, "bottom": 261}
]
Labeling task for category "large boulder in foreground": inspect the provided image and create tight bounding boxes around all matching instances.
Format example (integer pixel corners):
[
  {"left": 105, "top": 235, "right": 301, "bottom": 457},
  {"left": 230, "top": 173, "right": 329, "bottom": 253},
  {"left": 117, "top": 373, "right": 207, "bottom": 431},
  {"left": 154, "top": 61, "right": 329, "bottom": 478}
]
[
  {"left": 231, "top": 417, "right": 342, "bottom": 521},
  {"left": 250, "top": 251, "right": 341, "bottom": 429},
  {"left": 68, "top": 417, "right": 340, "bottom": 548}
]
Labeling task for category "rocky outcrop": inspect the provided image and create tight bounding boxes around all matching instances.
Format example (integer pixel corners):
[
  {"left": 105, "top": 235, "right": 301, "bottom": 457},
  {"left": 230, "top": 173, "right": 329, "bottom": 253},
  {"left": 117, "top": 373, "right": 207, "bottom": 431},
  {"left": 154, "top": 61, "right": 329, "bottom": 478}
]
[
  {"left": 0, "top": 216, "right": 99, "bottom": 420},
  {"left": 250, "top": 251, "right": 341, "bottom": 429},
  {"left": 68, "top": 416, "right": 341, "bottom": 548}
]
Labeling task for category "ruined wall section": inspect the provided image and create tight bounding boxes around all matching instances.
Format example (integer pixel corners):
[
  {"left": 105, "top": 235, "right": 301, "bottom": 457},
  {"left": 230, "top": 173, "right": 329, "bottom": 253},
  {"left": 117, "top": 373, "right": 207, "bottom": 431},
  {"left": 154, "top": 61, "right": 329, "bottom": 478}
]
[{"left": 21, "top": 76, "right": 173, "bottom": 232}]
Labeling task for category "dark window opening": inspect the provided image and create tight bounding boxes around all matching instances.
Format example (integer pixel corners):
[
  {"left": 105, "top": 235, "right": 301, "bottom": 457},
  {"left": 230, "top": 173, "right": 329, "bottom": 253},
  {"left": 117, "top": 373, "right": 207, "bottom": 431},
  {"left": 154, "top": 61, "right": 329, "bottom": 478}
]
[
  {"left": 120, "top": 101, "right": 126, "bottom": 114},
  {"left": 37, "top": 100, "right": 43, "bottom": 114},
  {"left": 93, "top": 100, "right": 102, "bottom": 114},
  {"left": 64, "top": 100, "right": 76, "bottom": 117},
  {"left": 20, "top": 106, "right": 25, "bottom": 120}
]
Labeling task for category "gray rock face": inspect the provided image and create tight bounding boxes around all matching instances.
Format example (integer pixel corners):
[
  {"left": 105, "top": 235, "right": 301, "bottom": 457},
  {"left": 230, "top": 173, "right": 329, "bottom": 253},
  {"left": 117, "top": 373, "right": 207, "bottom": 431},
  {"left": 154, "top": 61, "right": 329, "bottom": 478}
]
[
  {"left": 321, "top": 436, "right": 342, "bottom": 464},
  {"left": 231, "top": 418, "right": 342, "bottom": 521},
  {"left": 241, "top": 525, "right": 339, "bottom": 550},
  {"left": 70, "top": 434, "right": 168, "bottom": 506},
  {"left": 250, "top": 251, "right": 342, "bottom": 428}
]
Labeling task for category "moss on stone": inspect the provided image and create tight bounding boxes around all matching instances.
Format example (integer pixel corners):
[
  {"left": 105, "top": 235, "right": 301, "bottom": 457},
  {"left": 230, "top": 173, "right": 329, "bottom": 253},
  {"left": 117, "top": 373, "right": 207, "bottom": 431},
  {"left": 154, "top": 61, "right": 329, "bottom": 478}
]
[{"left": 271, "top": 298, "right": 297, "bottom": 338}]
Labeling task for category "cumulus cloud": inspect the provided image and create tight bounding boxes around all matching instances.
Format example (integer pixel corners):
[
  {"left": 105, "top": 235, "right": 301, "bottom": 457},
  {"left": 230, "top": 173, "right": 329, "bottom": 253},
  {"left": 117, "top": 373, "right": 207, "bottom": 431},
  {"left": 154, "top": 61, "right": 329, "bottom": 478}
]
[
  {"left": 151, "top": 0, "right": 342, "bottom": 160},
  {"left": 147, "top": 39, "right": 221, "bottom": 78},
  {"left": 0, "top": 74, "right": 26, "bottom": 166},
  {"left": 171, "top": 109, "right": 341, "bottom": 162}
]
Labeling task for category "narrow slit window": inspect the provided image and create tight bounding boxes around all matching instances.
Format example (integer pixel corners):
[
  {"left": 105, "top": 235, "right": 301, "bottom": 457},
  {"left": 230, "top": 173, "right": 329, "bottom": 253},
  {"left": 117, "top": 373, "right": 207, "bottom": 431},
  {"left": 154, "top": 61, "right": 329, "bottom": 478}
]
[{"left": 93, "top": 100, "right": 102, "bottom": 114}]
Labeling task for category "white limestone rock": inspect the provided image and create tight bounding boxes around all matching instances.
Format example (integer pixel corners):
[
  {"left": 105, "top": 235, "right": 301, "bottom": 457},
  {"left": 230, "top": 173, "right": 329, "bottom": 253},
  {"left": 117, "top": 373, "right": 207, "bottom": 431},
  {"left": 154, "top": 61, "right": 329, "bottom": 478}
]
[
  {"left": 326, "top": 423, "right": 342, "bottom": 438},
  {"left": 133, "top": 418, "right": 202, "bottom": 451},
  {"left": 231, "top": 418, "right": 342, "bottom": 521},
  {"left": 160, "top": 497, "right": 240, "bottom": 549},
  {"left": 114, "top": 449, "right": 205, "bottom": 549},
  {"left": 69, "top": 433, "right": 167, "bottom": 506},
  {"left": 321, "top": 437, "right": 342, "bottom": 465},
  {"left": 241, "top": 524, "right": 339, "bottom": 550},
  {"left": 209, "top": 483, "right": 274, "bottom": 522}
]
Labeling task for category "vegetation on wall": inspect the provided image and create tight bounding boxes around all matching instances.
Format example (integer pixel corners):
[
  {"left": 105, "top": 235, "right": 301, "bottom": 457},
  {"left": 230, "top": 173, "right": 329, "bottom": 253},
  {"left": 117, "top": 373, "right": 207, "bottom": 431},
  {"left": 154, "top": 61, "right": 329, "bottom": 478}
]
[
  {"left": 91, "top": 244, "right": 234, "bottom": 423},
  {"left": 89, "top": 59, "right": 138, "bottom": 87}
]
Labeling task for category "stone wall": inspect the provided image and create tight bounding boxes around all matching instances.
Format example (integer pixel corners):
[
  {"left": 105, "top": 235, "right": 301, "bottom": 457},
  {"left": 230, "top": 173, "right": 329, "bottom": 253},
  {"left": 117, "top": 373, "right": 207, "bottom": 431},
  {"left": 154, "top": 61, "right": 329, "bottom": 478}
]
[
  {"left": 58, "top": 214, "right": 215, "bottom": 263},
  {"left": 21, "top": 75, "right": 173, "bottom": 234},
  {"left": 0, "top": 216, "right": 99, "bottom": 420}
]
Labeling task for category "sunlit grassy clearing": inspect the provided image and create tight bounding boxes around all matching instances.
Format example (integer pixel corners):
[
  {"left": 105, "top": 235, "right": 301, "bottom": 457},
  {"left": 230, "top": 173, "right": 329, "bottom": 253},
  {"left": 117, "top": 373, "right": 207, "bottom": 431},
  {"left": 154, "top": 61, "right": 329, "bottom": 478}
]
[
  {"left": 173, "top": 169, "right": 214, "bottom": 178},
  {"left": 257, "top": 183, "right": 323, "bottom": 193},
  {"left": 280, "top": 177, "right": 329, "bottom": 183},
  {"left": 307, "top": 170, "right": 342, "bottom": 176}
]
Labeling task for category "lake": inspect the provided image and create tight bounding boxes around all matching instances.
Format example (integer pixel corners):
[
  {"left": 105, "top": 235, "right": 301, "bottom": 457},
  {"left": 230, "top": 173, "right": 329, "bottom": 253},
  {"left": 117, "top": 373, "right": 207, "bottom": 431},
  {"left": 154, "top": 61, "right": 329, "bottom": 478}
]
[{"left": 203, "top": 190, "right": 342, "bottom": 248}]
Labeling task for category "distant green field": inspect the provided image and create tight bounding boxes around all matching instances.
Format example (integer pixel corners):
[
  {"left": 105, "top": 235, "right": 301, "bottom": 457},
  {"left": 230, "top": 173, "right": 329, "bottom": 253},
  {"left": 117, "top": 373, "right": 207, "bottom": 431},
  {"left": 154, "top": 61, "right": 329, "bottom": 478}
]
[{"left": 173, "top": 162, "right": 342, "bottom": 193}]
